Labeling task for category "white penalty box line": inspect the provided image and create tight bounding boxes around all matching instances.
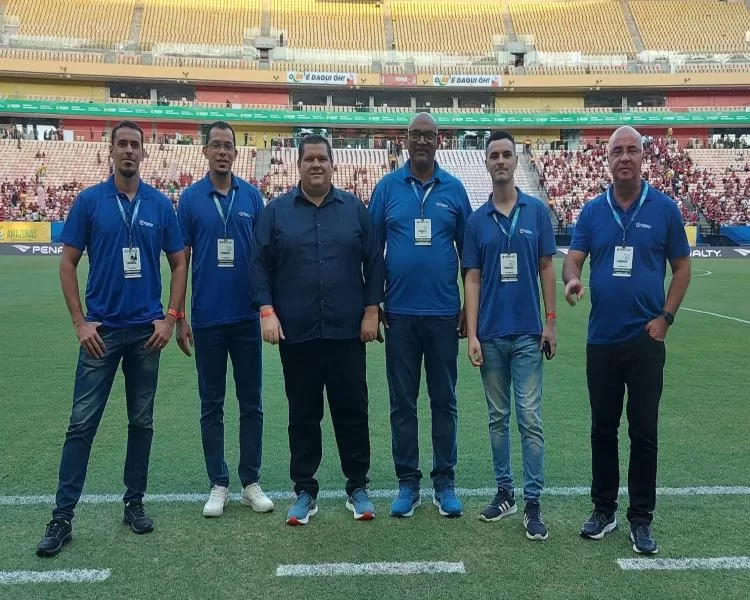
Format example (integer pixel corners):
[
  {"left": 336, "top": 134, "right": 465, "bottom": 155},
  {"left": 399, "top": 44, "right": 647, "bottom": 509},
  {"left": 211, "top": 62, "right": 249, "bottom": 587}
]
[
  {"left": 0, "top": 569, "right": 111, "bottom": 585},
  {"left": 2, "top": 486, "right": 750, "bottom": 507},
  {"left": 276, "top": 561, "right": 466, "bottom": 577}
]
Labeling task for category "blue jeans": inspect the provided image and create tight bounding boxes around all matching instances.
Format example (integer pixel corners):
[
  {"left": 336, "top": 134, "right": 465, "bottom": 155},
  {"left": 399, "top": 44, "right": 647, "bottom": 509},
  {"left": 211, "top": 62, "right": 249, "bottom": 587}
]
[
  {"left": 385, "top": 314, "right": 458, "bottom": 490},
  {"left": 193, "top": 319, "right": 263, "bottom": 489},
  {"left": 53, "top": 325, "right": 160, "bottom": 520},
  {"left": 480, "top": 335, "right": 545, "bottom": 502}
]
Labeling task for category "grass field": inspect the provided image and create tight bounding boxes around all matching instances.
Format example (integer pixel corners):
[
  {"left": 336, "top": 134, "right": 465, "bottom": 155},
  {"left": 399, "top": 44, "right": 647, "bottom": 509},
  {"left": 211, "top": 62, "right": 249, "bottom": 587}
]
[{"left": 1, "top": 256, "right": 748, "bottom": 599}]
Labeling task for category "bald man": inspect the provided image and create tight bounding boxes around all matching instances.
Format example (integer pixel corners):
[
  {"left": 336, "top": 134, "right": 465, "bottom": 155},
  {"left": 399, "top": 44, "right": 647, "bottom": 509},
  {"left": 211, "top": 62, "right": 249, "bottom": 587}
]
[
  {"left": 368, "top": 113, "right": 473, "bottom": 518},
  {"left": 562, "top": 126, "right": 691, "bottom": 554}
]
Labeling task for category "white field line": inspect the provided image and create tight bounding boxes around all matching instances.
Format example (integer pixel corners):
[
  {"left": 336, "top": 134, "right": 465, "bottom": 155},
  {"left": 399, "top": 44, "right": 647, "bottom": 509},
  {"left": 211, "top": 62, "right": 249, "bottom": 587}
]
[
  {"left": 617, "top": 557, "right": 750, "bottom": 572},
  {"left": 276, "top": 561, "right": 466, "bottom": 577},
  {"left": 0, "top": 569, "right": 111, "bottom": 585},
  {"left": 2, "top": 486, "right": 749, "bottom": 507}
]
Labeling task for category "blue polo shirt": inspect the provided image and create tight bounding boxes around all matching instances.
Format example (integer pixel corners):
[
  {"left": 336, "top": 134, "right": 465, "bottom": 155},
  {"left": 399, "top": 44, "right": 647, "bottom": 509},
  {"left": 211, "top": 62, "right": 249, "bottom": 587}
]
[
  {"left": 177, "top": 173, "right": 265, "bottom": 329},
  {"left": 60, "top": 176, "right": 184, "bottom": 328},
  {"left": 570, "top": 181, "right": 690, "bottom": 345},
  {"left": 463, "top": 190, "right": 557, "bottom": 342},
  {"left": 251, "top": 185, "right": 385, "bottom": 344},
  {"left": 368, "top": 161, "right": 473, "bottom": 315}
]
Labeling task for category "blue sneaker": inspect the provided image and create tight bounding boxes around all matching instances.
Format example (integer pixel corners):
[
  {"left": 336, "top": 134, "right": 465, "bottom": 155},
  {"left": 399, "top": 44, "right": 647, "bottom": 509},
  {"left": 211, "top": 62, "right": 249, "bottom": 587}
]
[
  {"left": 346, "top": 488, "right": 375, "bottom": 521},
  {"left": 286, "top": 491, "right": 318, "bottom": 526},
  {"left": 390, "top": 484, "right": 421, "bottom": 518},
  {"left": 433, "top": 488, "right": 463, "bottom": 518}
]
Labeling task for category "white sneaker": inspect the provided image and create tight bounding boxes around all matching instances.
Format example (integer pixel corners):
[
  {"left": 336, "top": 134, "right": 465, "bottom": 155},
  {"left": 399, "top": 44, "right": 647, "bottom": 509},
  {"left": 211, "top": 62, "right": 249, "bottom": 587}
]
[
  {"left": 241, "top": 482, "right": 274, "bottom": 513},
  {"left": 202, "top": 485, "right": 229, "bottom": 518}
]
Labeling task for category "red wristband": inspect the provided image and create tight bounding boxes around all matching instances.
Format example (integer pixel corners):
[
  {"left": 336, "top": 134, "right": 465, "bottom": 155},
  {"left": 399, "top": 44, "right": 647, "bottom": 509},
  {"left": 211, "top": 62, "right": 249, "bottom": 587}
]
[
  {"left": 167, "top": 309, "right": 185, "bottom": 320},
  {"left": 546, "top": 312, "right": 557, "bottom": 320},
  {"left": 260, "top": 308, "right": 275, "bottom": 319}
]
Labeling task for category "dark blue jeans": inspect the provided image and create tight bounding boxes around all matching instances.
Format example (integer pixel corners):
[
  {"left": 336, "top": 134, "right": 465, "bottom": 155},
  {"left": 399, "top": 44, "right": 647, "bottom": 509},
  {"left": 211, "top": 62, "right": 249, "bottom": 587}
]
[
  {"left": 385, "top": 313, "right": 459, "bottom": 491},
  {"left": 53, "top": 325, "right": 160, "bottom": 520},
  {"left": 193, "top": 319, "right": 263, "bottom": 489}
]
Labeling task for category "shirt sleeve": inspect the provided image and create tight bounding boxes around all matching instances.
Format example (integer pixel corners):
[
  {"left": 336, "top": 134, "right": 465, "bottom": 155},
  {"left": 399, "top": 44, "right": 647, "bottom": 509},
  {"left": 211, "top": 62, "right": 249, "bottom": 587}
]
[
  {"left": 250, "top": 202, "right": 275, "bottom": 308},
  {"left": 569, "top": 203, "right": 592, "bottom": 254},
  {"left": 666, "top": 200, "right": 691, "bottom": 260},
  {"left": 162, "top": 198, "right": 184, "bottom": 255},
  {"left": 59, "top": 191, "right": 90, "bottom": 251},
  {"left": 538, "top": 203, "right": 558, "bottom": 257},
  {"left": 176, "top": 190, "right": 192, "bottom": 247},
  {"left": 455, "top": 184, "right": 473, "bottom": 260},
  {"left": 359, "top": 201, "right": 386, "bottom": 306},
  {"left": 461, "top": 216, "right": 481, "bottom": 270},
  {"left": 367, "top": 180, "right": 387, "bottom": 251}
]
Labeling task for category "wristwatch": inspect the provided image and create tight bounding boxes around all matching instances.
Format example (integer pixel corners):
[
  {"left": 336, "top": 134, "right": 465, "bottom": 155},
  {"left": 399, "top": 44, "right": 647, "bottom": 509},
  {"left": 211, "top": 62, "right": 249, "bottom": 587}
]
[{"left": 660, "top": 311, "right": 675, "bottom": 326}]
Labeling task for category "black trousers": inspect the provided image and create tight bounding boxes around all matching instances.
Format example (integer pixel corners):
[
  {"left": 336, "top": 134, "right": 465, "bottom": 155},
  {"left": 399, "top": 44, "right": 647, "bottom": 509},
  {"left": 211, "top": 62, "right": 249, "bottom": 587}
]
[
  {"left": 279, "top": 338, "right": 370, "bottom": 498},
  {"left": 586, "top": 330, "right": 665, "bottom": 524}
]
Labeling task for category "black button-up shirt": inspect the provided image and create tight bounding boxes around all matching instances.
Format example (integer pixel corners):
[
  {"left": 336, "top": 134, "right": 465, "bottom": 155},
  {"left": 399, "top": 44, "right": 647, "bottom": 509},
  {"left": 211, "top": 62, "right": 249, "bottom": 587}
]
[{"left": 251, "top": 185, "right": 385, "bottom": 344}]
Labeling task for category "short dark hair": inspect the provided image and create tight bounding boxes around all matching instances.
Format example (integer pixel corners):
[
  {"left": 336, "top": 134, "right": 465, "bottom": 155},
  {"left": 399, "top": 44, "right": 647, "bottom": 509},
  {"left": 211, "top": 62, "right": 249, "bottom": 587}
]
[
  {"left": 111, "top": 120, "right": 144, "bottom": 145},
  {"left": 298, "top": 134, "right": 333, "bottom": 163},
  {"left": 206, "top": 121, "right": 236, "bottom": 146},
  {"left": 486, "top": 130, "right": 516, "bottom": 153}
]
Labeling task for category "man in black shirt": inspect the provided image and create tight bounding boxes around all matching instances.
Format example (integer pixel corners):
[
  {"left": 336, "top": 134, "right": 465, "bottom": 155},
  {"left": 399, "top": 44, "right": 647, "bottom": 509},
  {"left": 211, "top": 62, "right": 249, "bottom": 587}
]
[{"left": 251, "top": 135, "right": 385, "bottom": 525}]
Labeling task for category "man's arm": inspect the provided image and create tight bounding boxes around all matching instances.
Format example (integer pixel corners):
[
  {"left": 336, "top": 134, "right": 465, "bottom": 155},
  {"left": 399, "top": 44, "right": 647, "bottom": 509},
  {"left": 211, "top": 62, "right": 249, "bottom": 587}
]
[
  {"left": 539, "top": 256, "right": 557, "bottom": 356},
  {"left": 562, "top": 250, "right": 587, "bottom": 306},
  {"left": 60, "top": 244, "right": 105, "bottom": 358},
  {"left": 359, "top": 202, "right": 386, "bottom": 343},
  {"left": 251, "top": 205, "right": 285, "bottom": 344},
  {"left": 145, "top": 249, "right": 187, "bottom": 350},
  {"left": 175, "top": 245, "right": 193, "bottom": 356},
  {"left": 664, "top": 256, "right": 691, "bottom": 315},
  {"left": 465, "top": 268, "right": 483, "bottom": 366}
]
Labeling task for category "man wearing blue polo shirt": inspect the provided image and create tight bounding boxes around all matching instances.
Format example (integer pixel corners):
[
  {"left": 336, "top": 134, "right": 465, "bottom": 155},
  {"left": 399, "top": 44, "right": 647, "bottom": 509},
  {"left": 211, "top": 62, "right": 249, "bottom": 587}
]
[
  {"left": 369, "top": 112, "right": 473, "bottom": 518},
  {"left": 176, "top": 121, "right": 273, "bottom": 518},
  {"left": 563, "top": 126, "right": 691, "bottom": 554},
  {"left": 464, "top": 130, "right": 557, "bottom": 541},
  {"left": 37, "top": 120, "right": 187, "bottom": 557}
]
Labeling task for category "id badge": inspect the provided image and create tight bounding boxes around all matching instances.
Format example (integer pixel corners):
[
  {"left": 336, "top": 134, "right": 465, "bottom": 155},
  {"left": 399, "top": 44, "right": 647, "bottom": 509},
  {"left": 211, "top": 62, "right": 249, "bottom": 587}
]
[
  {"left": 500, "top": 252, "right": 518, "bottom": 282},
  {"left": 122, "top": 247, "right": 142, "bottom": 279},
  {"left": 612, "top": 246, "right": 633, "bottom": 277},
  {"left": 217, "top": 238, "right": 235, "bottom": 268},
  {"left": 414, "top": 218, "right": 432, "bottom": 246}
]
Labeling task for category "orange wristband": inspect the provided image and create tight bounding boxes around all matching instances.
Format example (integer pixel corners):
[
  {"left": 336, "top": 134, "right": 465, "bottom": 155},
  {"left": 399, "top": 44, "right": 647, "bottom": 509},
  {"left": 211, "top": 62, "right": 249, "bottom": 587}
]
[
  {"left": 260, "top": 308, "right": 275, "bottom": 319},
  {"left": 546, "top": 312, "right": 557, "bottom": 320},
  {"left": 167, "top": 309, "right": 185, "bottom": 320}
]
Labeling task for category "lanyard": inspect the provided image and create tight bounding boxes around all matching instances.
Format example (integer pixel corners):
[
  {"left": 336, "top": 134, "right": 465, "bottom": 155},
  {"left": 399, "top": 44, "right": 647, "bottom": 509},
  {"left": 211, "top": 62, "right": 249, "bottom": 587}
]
[
  {"left": 213, "top": 189, "right": 235, "bottom": 239},
  {"left": 411, "top": 181, "right": 435, "bottom": 218},
  {"left": 606, "top": 183, "right": 648, "bottom": 245},
  {"left": 116, "top": 196, "right": 141, "bottom": 250},
  {"left": 492, "top": 205, "right": 520, "bottom": 251}
]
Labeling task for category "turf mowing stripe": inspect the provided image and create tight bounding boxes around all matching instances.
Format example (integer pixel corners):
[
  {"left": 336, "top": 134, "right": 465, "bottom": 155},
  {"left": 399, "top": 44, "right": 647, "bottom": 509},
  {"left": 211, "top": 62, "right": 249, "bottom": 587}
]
[
  {"left": 276, "top": 561, "right": 466, "bottom": 577},
  {"left": 617, "top": 557, "right": 750, "bottom": 571},
  {"left": 0, "top": 569, "right": 111, "bottom": 585},
  {"left": 2, "top": 486, "right": 749, "bottom": 506}
]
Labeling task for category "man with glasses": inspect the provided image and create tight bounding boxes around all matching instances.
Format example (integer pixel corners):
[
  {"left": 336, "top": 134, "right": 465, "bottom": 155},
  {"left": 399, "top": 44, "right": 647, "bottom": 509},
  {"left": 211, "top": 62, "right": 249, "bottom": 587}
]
[
  {"left": 369, "top": 112, "right": 473, "bottom": 518},
  {"left": 176, "top": 121, "right": 273, "bottom": 518},
  {"left": 563, "top": 126, "right": 691, "bottom": 554}
]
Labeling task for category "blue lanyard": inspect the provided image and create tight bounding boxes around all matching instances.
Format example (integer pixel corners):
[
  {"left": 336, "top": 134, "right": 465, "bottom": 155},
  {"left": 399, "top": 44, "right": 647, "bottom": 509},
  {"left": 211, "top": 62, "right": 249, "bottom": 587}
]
[
  {"left": 116, "top": 196, "right": 141, "bottom": 249},
  {"left": 213, "top": 189, "right": 235, "bottom": 238},
  {"left": 606, "top": 183, "right": 648, "bottom": 245},
  {"left": 492, "top": 205, "right": 520, "bottom": 251},
  {"left": 411, "top": 181, "right": 435, "bottom": 218}
]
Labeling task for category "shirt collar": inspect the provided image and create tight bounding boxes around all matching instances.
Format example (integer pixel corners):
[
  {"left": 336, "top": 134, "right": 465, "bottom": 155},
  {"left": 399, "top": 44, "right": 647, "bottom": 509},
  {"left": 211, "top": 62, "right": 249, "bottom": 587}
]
[
  {"left": 484, "top": 187, "right": 529, "bottom": 216},
  {"left": 402, "top": 160, "right": 443, "bottom": 185},
  {"left": 606, "top": 180, "right": 650, "bottom": 213},
  {"left": 104, "top": 175, "right": 144, "bottom": 200},
  {"left": 293, "top": 184, "right": 343, "bottom": 205},
  {"left": 204, "top": 172, "right": 239, "bottom": 197}
]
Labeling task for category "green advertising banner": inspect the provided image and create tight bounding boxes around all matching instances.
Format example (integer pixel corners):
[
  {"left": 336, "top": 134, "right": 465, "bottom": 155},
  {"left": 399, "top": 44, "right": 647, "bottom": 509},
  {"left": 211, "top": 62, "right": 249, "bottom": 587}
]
[{"left": 1, "top": 99, "right": 750, "bottom": 127}]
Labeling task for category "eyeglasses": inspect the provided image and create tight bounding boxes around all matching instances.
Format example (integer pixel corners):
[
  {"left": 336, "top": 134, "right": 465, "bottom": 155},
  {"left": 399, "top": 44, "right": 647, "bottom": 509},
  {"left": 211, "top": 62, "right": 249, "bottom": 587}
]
[
  {"left": 207, "top": 142, "right": 235, "bottom": 152},
  {"left": 609, "top": 147, "right": 642, "bottom": 158},
  {"left": 408, "top": 130, "right": 437, "bottom": 143}
]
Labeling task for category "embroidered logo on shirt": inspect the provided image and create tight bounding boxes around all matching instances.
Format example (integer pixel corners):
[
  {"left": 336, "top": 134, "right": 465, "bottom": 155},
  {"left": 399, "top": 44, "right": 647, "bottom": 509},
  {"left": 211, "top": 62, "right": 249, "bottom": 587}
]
[
  {"left": 635, "top": 222, "right": 652, "bottom": 229},
  {"left": 435, "top": 202, "right": 449, "bottom": 208},
  {"left": 138, "top": 219, "right": 154, "bottom": 228},
  {"left": 238, "top": 211, "right": 253, "bottom": 218},
  {"left": 519, "top": 228, "right": 534, "bottom": 235}
]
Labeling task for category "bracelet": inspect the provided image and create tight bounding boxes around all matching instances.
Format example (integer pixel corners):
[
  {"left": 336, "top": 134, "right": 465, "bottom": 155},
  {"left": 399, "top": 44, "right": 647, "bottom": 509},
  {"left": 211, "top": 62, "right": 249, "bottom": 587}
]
[
  {"left": 260, "top": 308, "right": 275, "bottom": 319},
  {"left": 546, "top": 312, "right": 557, "bottom": 320},
  {"left": 167, "top": 309, "right": 185, "bottom": 320}
]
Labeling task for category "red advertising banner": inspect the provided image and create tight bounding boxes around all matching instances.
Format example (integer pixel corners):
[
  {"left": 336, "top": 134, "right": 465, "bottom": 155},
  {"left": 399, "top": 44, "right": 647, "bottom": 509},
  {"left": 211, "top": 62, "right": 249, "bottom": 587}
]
[{"left": 381, "top": 74, "right": 417, "bottom": 87}]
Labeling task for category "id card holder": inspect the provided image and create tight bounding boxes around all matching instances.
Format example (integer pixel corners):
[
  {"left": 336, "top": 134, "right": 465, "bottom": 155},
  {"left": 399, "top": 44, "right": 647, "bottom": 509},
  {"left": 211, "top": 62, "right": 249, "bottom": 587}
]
[
  {"left": 414, "top": 218, "right": 432, "bottom": 246},
  {"left": 500, "top": 252, "right": 518, "bottom": 282},
  {"left": 612, "top": 245, "right": 633, "bottom": 277},
  {"left": 122, "top": 247, "right": 142, "bottom": 279},
  {"left": 218, "top": 238, "right": 235, "bottom": 268}
]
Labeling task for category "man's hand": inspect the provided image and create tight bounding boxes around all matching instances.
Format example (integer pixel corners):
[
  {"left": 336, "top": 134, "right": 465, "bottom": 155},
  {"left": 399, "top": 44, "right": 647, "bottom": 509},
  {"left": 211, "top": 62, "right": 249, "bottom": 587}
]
[
  {"left": 145, "top": 317, "right": 175, "bottom": 352},
  {"left": 564, "top": 278, "right": 585, "bottom": 306},
  {"left": 261, "top": 313, "right": 285, "bottom": 345},
  {"left": 468, "top": 335, "right": 483, "bottom": 367},
  {"left": 176, "top": 319, "right": 194, "bottom": 356},
  {"left": 645, "top": 317, "right": 669, "bottom": 342},
  {"left": 540, "top": 322, "right": 557, "bottom": 359},
  {"left": 457, "top": 307, "right": 467, "bottom": 339},
  {"left": 360, "top": 309, "right": 379, "bottom": 343},
  {"left": 76, "top": 321, "right": 105, "bottom": 358}
]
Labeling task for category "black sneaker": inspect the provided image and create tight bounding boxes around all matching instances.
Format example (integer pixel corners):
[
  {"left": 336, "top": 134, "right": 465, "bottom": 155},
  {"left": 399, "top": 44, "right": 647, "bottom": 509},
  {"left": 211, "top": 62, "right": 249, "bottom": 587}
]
[
  {"left": 580, "top": 509, "right": 618, "bottom": 540},
  {"left": 479, "top": 488, "right": 517, "bottom": 522},
  {"left": 630, "top": 522, "right": 658, "bottom": 554},
  {"left": 123, "top": 501, "right": 154, "bottom": 534},
  {"left": 36, "top": 518, "right": 72, "bottom": 557},
  {"left": 524, "top": 501, "right": 549, "bottom": 541}
]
